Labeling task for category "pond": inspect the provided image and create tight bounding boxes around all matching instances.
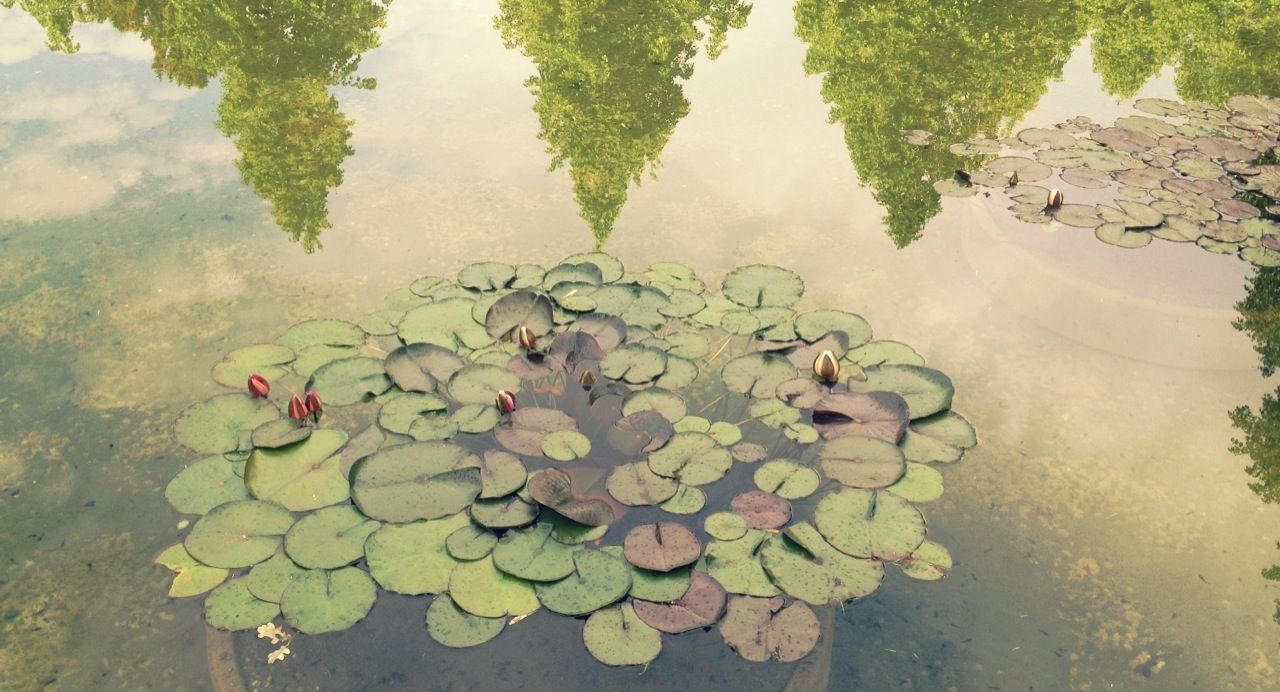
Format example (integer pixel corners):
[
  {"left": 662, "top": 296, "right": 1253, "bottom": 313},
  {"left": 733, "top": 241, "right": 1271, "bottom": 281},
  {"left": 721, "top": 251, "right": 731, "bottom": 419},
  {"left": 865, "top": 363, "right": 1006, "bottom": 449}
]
[{"left": 1, "top": 0, "right": 1278, "bottom": 690}]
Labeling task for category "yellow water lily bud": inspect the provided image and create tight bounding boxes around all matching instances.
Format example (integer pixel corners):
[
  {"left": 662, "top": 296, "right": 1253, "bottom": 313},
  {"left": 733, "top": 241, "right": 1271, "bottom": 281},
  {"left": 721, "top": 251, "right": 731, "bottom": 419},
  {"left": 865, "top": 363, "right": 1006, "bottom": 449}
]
[{"left": 813, "top": 350, "right": 840, "bottom": 383}]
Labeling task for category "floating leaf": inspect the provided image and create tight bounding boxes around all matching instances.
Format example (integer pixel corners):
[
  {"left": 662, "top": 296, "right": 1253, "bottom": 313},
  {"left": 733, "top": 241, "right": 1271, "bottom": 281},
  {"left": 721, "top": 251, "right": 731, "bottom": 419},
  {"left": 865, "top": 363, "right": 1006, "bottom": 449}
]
[
  {"left": 284, "top": 505, "right": 380, "bottom": 569},
  {"left": 450, "top": 555, "right": 540, "bottom": 618},
  {"left": 886, "top": 463, "right": 944, "bottom": 503},
  {"left": 847, "top": 365, "right": 954, "bottom": 419},
  {"left": 245, "top": 429, "right": 350, "bottom": 511},
  {"left": 446, "top": 524, "right": 498, "bottom": 561},
  {"left": 624, "top": 523, "right": 702, "bottom": 572},
  {"left": 383, "top": 343, "right": 465, "bottom": 393},
  {"left": 205, "top": 578, "right": 280, "bottom": 631},
  {"left": 165, "top": 455, "right": 250, "bottom": 515},
  {"left": 760, "top": 523, "right": 883, "bottom": 606},
  {"left": 621, "top": 388, "right": 687, "bottom": 423},
  {"left": 485, "top": 289, "right": 554, "bottom": 339},
  {"left": 607, "top": 462, "right": 679, "bottom": 506},
  {"left": 600, "top": 344, "right": 668, "bottom": 384},
  {"left": 185, "top": 500, "right": 294, "bottom": 569},
  {"left": 719, "top": 596, "right": 820, "bottom": 663},
  {"left": 815, "top": 489, "right": 925, "bottom": 561},
  {"left": 608, "top": 411, "right": 675, "bottom": 455},
  {"left": 722, "top": 353, "right": 797, "bottom": 398},
  {"left": 452, "top": 404, "right": 502, "bottom": 434},
  {"left": 722, "top": 265, "right": 804, "bottom": 308},
  {"left": 582, "top": 603, "right": 662, "bottom": 667},
  {"left": 459, "top": 262, "right": 516, "bottom": 291},
  {"left": 844, "top": 341, "right": 925, "bottom": 368},
  {"left": 630, "top": 565, "right": 692, "bottom": 602},
  {"left": 704, "top": 530, "right": 780, "bottom": 597},
  {"left": 307, "top": 357, "right": 392, "bottom": 406},
  {"left": 898, "top": 540, "right": 953, "bottom": 580},
  {"left": 471, "top": 495, "right": 540, "bottom": 529},
  {"left": 495, "top": 407, "right": 577, "bottom": 455},
  {"left": 175, "top": 394, "right": 279, "bottom": 454},
  {"left": 819, "top": 436, "right": 906, "bottom": 489},
  {"left": 900, "top": 411, "right": 977, "bottom": 463},
  {"left": 427, "top": 594, "right": 506, "bottom": 647},
  {"left": 250, "top": 419, "right": 312, "bottom": 450},
  {"left": 400, "top": 298, "right": 494, "bottom": 351},
  {"left": 292, "top": 345, "right": 360, "bottom": 378},
  {"left": 542, "top": 430, "right": 591, "bottom": 461},
  {"left": 536, "top": 549, "right": 632, "bottom": 615},
  {"left": 212, "top": 344, "right": 295, "bottom": 388},
  {"left": 246, "top": 551, "right": 306, "bottom": 603},
  {"left": 633, "top": 570, "right": 727, "bottom": 633},
  {"left": 563, "top": 252, "right": 625, "bottom": 283},
  {"left": 364, "top": 513, "right": 471, "bottom": 594},
  {"left": 794, "top": 310, "right": 873, "bottom": 346},
  {"left": 281, "top": 567, "right": 377, "bottom": 634},
  {"left": 731, "top": 491, "right": 792, "bottom": 531},
  {"left": 492, "top": 523, "right": 581, "bottom": 582},
  {"left": 350, "top": 442, "right": 482, "bottom": 522},
  {"left": 659, "top": 485, "right": 706, "bottom": 515},
  {"left": 155, "top": 543, "right": 228, "bottom": 597},
  {"left": 705, "top": 512, "right": 748, "bottom": 541},
  {"left": 648, "top": 432, "right": 732, "bottom": 486},
  {"left": 753, "top": 460, "right": 820, "bottom": 500},
  {"left": 568, "top": 313, "right": 627, "bottom": 351}
]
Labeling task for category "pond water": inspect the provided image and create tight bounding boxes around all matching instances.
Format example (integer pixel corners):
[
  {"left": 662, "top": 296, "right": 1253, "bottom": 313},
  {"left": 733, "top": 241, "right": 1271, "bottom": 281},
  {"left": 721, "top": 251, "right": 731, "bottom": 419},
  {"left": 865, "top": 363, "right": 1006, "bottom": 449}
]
[{"left": 2, "top": 0, "right": 1279, "bottom": 690}]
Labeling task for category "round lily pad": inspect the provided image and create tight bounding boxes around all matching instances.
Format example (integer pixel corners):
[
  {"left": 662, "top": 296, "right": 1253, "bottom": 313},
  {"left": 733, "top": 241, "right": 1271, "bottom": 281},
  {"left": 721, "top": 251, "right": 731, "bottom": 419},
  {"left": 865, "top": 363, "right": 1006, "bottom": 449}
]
[
  {"left": 284, "top": 505, "right": 380, "bottom": 569},
  {"left": 450, "top": 555, "right": 540, "bottom": 618},
  {"left": 608, "top": 411, "right": 675, "bottom": 455},
  {"left": 542, "top": 430, "right": 591, "bottom": 461},
  {"left": 707, "top": 421, "right": 742, "bottom": 446},
  {"left": 250, "top": 419, "right": 312, "bottom": 449},
  {"left": 459, "top": 261, "right": 516, "bottom": 291},
  {"left": 704, "top": 530, "right": 780, "bottom": 597},
  {"left": 886, "top": 463, "right": 944, "bottom": 503},
  {"left": 582, "top": 603, "right": 662, "bottom": 667},
  {"left": 819, "top": 436, "right": 907, "bottom": 489},
  {"left": 349, "top": 442, "right": 482, "bottom": 522},
  {"left": 307, "top": 357, "right": 392, "bottom": 406},
  {"left": 659, "top": 485, "right": 706, "bottom": 515},
  {"left": 568, "top": 313, "right": 626, "bottom": 351},
  {"left": 600, "top": 345, "right": 667, "bottom": 384},
  {"left": 155, "top": 543, "right": 228, "bottom": 598},
  {"left": 722, "top": 353, "right": 797, "bottom": 398},
  {"left": 175, "top": 394, "right": 279, "bottom": 454},
  {"left": 470, "top": 495, "right": 540, "bottom": 529},
  {"left": 492, "top": 523, "right": 580, "bottom": 582},
  {"left": 648, "top": 432, "right": 732, "bottom": 486},
  {"left": 452, "top": 404, "right": 502, "bottom": 434},
  {"left": 705, "top": 512, "right": 748, "bottom": 541},
  {"left": 477, "top": 450, "right": 526, "bottom": 499},
  {"left": 165, "top": 455, "right": 251, "bottom": 515},
  {"left": 495, "top": 407, "right": 577, "bottom": 455},
  {"left": 719, "top": 596, "right": 820, "bottom": 662},
  {"left": 621, "top": 388, "right": 687, "bottom": 423},
  {"left": 900, "top": 411, "right": 977, "bottom": 463},
  {"left": 185, "top": 500, "right": 294, "bottom": 568},
  {"left": 753, "top": 460, "right": 820, "bottom": 500},
  {"left": 535, "top": 549, "right": 632, "bottom": 615},
  {"left": 205, "top": 578, "right": 280, "bottom": 631},
  {"left": 630, "top": 565, "right": 692, "bottom": 602},
  {"left": 815, "top": 488, "right": 925, "bottom": 561},
  {"left": 384, "top": 343, "right": 465, "bottom": 393},
  {"left": 399, "top": 298, "right": 495, "bottom": 351},
  {"left": 731, "top": 443, "right": 768, "bottom": 463},
  {"left": 898, "top": 540, "right": 953, "bottom": 580},
  {"left": 280, "top": 567, "right": 377, "bottom": 634},
  {"left": 292, "top": 345, "right": 360, "bottom": 378},
  {"left": 446, "top": 524, "right": 498, "bottom": 561},
  {"left": 845, "top": 341, "right": 925, "bottom": 367},
  {"left": 722, "top": 265, "right": 804, "bottom": 308},
  {"left": 606, "top": 461, "right": 679, "bottom": 506},
  {"left": 525, "top": 468, "right": 614, "bottom": 526},
  {"left": 624, "top": 523, "right": 702, "bottom": 572},
  {"left": 246, "top": 551, "right": 306, "bottom": 603},
  {"left": 212, "top": 343, "right": 295, "bottom": 388},
  {"left": 364, "top": 513, "right": 471, "bottom": 594},
  {"left": 847, "top": 365, "right": 954, "bottom": 419},
  {"left": 633, "top": 570, "right": 727, "bottom": 633},
  {"left": 731, "top": 491, "right": 792, "bottom": 530},
  {"left": 485, "top": 289, "right": 554, "bottom": 339},
  {"left": 245, "top": 429, "right": 350, "bottom": 511},
  {"left": 277, "top": 319, "right": 363, "bottom": 351},
  {"left": 563, "top": 252, "right": 625, "bottom": 283},
  {"left": 378, "top": 392, "right": 450, "bottom": 437},
  {"left": 446, "top": 365, "right": 521, "bottom": 406},
  {"left": 427, "top": 594, "right": 506, "bottom": 648},
  {"left": 760, "top": 523, "right": 884, "bottom": 605},
  {"left": 795, "top": 310, "right": 872, "bottom": 346}
]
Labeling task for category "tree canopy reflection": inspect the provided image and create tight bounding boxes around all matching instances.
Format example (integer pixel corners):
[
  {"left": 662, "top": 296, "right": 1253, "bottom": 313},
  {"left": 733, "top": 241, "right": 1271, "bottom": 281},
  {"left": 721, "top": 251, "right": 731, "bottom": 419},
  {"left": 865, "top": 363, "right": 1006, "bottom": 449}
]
[
  {"left": 495, "top": 0, "right": 750, "bottom": 246},
  {"left": 3, "top": 0, "right": 389, "bottom": 252}
]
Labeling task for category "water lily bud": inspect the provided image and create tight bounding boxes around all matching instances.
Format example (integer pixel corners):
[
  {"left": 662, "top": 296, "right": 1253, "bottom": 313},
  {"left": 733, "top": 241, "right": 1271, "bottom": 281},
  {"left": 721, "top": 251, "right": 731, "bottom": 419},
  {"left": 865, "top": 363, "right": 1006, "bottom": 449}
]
[
  {"left": 813, "top": 350, "right": 840, "bottom": 383},
  {"left": 1046, "top": 188, "right": 1064, "bottom": 210},
  {"left": 305, "top": 391, "right": 323, "bottom": 423},
  {"left": 517, "top": 325, "right": 538, "bottom": 350},
  {"left": 287, "top": 394, "right": 308, "bottom": 421},
  {"left": 247, "top": 374, "right": 271, "bottom": 398},
  {"left": 1008, "top": 170, "right": 1019, "bottom": 186},
  {"left": 496, "top": 390, "right": 517, "bottom": 415},
  {"left": 578, "top": 369, "right": 596, "bottom": 388}
]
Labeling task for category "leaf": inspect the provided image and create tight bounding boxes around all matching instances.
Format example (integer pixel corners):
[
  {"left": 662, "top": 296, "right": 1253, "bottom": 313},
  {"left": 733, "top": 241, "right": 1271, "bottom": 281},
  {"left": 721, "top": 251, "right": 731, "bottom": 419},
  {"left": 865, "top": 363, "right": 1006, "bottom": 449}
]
[
  {"left": 753, "top": 460, "right": 820, "bottom": 500},
  {"left": 399, "top": 298, "right": 494, "bottom": 351},
  {"left": 449, "top": 555, "right": 540, "bottom": 618},
  {"left": 704, "top": 530, "right": 780, "bottom": 597},
  {"left": 760, "top": 523, "right": 884, "bottom": 605},
  {"left": 277, "top": 319, "right": 363, "bottom": 351},
  {"left": 280, "top": 567, "right": 377, "bottom": 634},
  {"left": 812, "top": 392, "right": 910, "bottom": 443},
  {"left": 495, "top": 407, "right": 577, "bottom": 455},
  {"left": 623, "top": 523, "right": 702, "bottom": 572},
  {"left": 174, "top": 394, "right": 279, "bottom": 454},
  {"left": 722, "top": 265, "right": 804, "bottom": 308},
  {"left": 633, "top": 570, "right": 727, "bottom": 633},
  {"left": 492, "top": 522, "right": 580, "bottom": 582},
  {"left": 721, "top": 353, "right": 797, "bottom": 398},
  {"left": 155, "top": 543, "right": 228, "bottom": 597},
  {"left": 349, "top": 441, "right": 482, "bottom": 522},
  {"left": 485, "top": 289, "right": 554, "bottom": 338},
  {"left": 185, "top": 500, "right": 294, "bottom": 569},
  {"left": 600, "top": 344, "right": 668, "bottom": 384},
  {"left": 245, "top": 429, "right": 350, "bottom": 511},
  {"left": 283, "top": 505, "right": 380, "bottom": 569},
  {"left": 606, "top": 462, "right": 679, "bottom": 506},
  {"left": 719, "top": 596, "right": 820, "bottom": 662},
  {"left": 731, "top": 491, "right": 792, "bottom": 530},
  {"left": 647, "top": 432, "right": 732, "bottom": 486},
  {"left": 427, "top": 594, "right": 506, "bottom": 648},
  {"left": 535, "top": 549, "right": 632, "bottom": 615},
  {"left": 582, "top": 603, "right": 662, "bottom": 666},
  {"left": 847, "top": 364, "right": 954, "bottom": 419},
  {"left": 212, "top": 344, "right": 295, "bottom": 388},
  {"left": 383, "top": 343, "right": 465, "bottom": 392},
  {"left": 205, "top": 578, "right": 280, "bottom": 631},
  {"left": 165, "top": 455, "right": 250, "bottom": 515},
  {"left": 815, "top": 489, "right": 926, "bottom": 561},
  {"left": 306, "top": 357, "right": 392, "bottom": 406},
  {"left": 526, "top": 468, "right": 614, "bottom": 526},
  {"left": 364, "top": 513, "right": 471, "bottom": 594},
  {"left": 819, "top": 436, "right": 907, "bottom": 489}
]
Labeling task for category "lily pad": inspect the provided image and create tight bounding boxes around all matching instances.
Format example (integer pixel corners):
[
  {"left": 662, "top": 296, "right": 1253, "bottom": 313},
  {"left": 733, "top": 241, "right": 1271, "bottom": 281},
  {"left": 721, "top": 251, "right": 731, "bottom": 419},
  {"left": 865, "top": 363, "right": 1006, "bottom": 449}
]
[
  {"left": 845, "top": 341, "right": 925, "bottom": 368},
  {"left": 794, "top": 310, "right": 873, "bottom": 346},
  {"left": 205, "top": 578, "right": 280, "bottom": 631},
  {"left": 722, "top": 265, "right": 804, "bottom": 308},
  {"left": 384, "top": 343, "right": 465, "bottom": 392},
  {"left": 245, "top": 550, "right": 306, "bottom": 603},
  {"left": 307, "top": 357, "right": 392, "bottom": 406},
  {"left": 245, "top": 429, "right": 350, "bottom": 511},
  {"left": 607, "top": 461, "right": 679, "bottom": 506},
  {"left": 446, "top": 524, "right": 498, "bottom": 561},
  {"left": 485, "top": 289, "right": 554, "bottom": 339},
  {"left": 900, "top": 411, "right": 977, "bottom": 463},
  {"left": 704, "top": 530, "right": 780, "bottom": 597},
  {"left": 563, "top": 252, "right": 625, "bottom": 283},
  {"left": 753, "top": 460, "right": 820, "bottom": 500},
  {"left": 165, "top": 455, "right": 251, "bottom": 515},
  {"left": 446, "top": 365, "right": 521, "bottom": 406},
  {"left": 280, "top": 567, "right": 377, "bottom": 634},
  {"left": 886, "top": 463, "right": 944, "bottom": 503},
  {"left": 600, "top": 344, "right": 667, "bottom": 384},
  {"left": 495, "top": 407, "right": 577, "bottom": 455},
  {"left": 659, "top": 485, "right": 706, "bottom": 515},
  {"left": 277, "top": 319, "right": 363, "bottom": 351},
  {"left": 526, "top": 468, "right": 615, "bottom": 526},
  {"left": 212, "top": 344, "right": 295, "bottom": 388},
  {"left": 705, "top": 512, "right": 749, "bottom": 541},
  {"left": 185, "top": 500, "right": 295, "bottom": 568},
  {"left": 819, "top": 436, "right": 906, "bottom": 488},
  {"left": 492, "top": 522, "right": 580, "bottom": 582},
  {"left": 250, "top": 419, "right": 312, "bottom": 450},
  {"left": 377, "top": 392, "right": 448, "bottom": 435},
  {"left": 155, "top": 543, "right": 228, "bottom": 597},
  {"left": 847, "top": 365, "right": 954, "bottom": 419},
  {"left": 760, "top": 523, "right": 884, "bottom": 605},
  {"left": 175, "top": 394, "right": 280, "bottom": 454},
  {"left": 719, "top": 596, "right": 820, "bottom": 663},
  {"left": 621, "top": 388, "right": 687, "bottom": 423},
  {"left": 722, "top": 353, "right": 797, "bottom": 398},
  {"left": 731, "top": 491, "right": 792, "bottom": 530},
  {"left": 648, "top": 432, "right": 733, "bottom": 486},
  {"left": 542, "top": 430, "right": 591, "bottom": 461},
  {"left": 624, "top": 523, "right": 702, "bottom": 572},
  {"left": 400, "top": 298, "right": 494, "bottom": 351},
  {"left": 284, "top": 505, "right": 380, "bottom": 569},
  {"left": 452, "top": 404, "right": 502, "bottom": 434},
  {"left": 459, "top": 262, "right": 516, "bottom": 291},
  {"left": 427, "top": 594, "right": 506, "bottom": 648},
  {"left": 633, "top": 570, "right": 727, "bottom": 633},
  {"left": 478, "top": 450, "right": 527, "bottom": 499},
  {"left": 450, "top": 555, "right": 540, "bottom": 618},
  {"left": 815, "top": 489, "right": 925, "bottom": 561},
  {"left": 349, "top": 441, "right": 482, "bottom": 522},
  {"left": 536, "top": 549, "right": 632, "bottom": 615},
  {"left": 812, "top": 392, "right": 910, "bottom": 443},
  {"left": 898, "top": 540, "right": 953, "bottom": 580},
  {"left": 364, "top": 513, "right": 471, "bottom": 594},
  {"left": 608, "top": 411, "right": 675, "bottom": 455},
  {"left": 470, "top": 495, "right": 540, "bottom": 528},
  {"left": 630, "top": 565, "right": 693, "bottom": 602},
  {"left": 582, "top": 603, "right": 662, "bottom": 667}
]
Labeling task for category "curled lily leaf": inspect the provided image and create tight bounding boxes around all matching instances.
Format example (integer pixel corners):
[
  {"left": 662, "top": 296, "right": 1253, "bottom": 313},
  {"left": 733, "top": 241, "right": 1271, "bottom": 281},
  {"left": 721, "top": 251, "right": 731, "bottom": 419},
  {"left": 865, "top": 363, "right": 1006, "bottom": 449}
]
[
  {"left": 496, "top": 390, "right": 517, "bottom": 415},
  {"left": 287, "top": 394, "right": 308, "bottom": 421},
  {"left": 305, "top": 391, "right": 323, "bottom": 424},
  {"left": 248, "top": 374, "right": 271, "bottom": 398},
  {"left": 813, "top": 350, "right": 840, "bottom": 383}
]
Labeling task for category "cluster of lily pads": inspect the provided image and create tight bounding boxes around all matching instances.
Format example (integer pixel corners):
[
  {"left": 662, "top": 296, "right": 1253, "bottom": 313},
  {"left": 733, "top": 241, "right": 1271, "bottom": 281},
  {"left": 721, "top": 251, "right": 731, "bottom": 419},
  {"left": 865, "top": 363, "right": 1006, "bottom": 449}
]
[
  {"left": 157, "top": 253, "right": 975, "bottom": 667},
  {"left": 923, "top": 94, "right": 1280, "bottom": 266}
]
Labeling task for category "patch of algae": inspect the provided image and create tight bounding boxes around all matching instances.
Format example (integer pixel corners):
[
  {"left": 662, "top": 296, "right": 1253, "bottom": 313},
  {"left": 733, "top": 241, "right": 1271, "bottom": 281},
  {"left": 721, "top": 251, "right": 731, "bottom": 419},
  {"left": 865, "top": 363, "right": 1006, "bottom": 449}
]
[{"left": 0, "top": 283, "right": 88, "bottom": 350}]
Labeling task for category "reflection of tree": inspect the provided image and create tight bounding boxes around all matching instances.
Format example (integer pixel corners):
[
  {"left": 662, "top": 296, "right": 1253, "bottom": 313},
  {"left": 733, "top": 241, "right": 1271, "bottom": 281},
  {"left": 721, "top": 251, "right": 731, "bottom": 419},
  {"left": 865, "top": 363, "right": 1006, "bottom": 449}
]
[
  {"left": 495, "top": 0, "right": 750, "bottom": 246},
  {"left": 2, "top": 0, "right": 388, "bottom": 251},
  {"left": 1090, "top": 0, "right": 1280, "bottom": 102},
  {"left": 794, "top": 0, "right": 1086, "bottom": 247},
  {"left": 1229, "top": 267, "right": 1280, "bottom": 622}
]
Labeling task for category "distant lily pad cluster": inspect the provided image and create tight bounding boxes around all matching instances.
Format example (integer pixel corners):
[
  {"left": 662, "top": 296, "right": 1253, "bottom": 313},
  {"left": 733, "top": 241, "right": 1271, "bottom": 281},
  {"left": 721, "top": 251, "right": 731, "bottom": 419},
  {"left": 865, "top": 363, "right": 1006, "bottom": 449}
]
[
  {"left": 159, "top": 253, "right": 975, "bottom": 667},
  {"left": 927, "top": 94, "right": 1280, "bottom": 266}
]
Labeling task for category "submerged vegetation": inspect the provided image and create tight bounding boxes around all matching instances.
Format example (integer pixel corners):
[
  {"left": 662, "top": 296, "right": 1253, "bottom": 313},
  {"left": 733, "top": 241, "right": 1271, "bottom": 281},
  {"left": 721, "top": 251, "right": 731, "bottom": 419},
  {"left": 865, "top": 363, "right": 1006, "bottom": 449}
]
[{"left": 160, "top": 253, "right": 974, "bottom": 666}]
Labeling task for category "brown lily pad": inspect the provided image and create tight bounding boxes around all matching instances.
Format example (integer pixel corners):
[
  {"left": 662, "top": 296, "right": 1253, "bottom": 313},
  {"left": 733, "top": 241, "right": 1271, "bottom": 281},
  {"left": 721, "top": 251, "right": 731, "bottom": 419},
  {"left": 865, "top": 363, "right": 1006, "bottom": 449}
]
[
  {"left": 495, "top": 408, "right": 576, "bottom": 455},
  {"left": 623, "top": 523, "right": 702, "bottom": 573},
  {"left": 526, "top": 468, "right": 614, "bottom": 526},
  {"left": 633, "top": 571, "right": 728, "bottom": 633},
  {"left": 731, "top": 491, "right": 792, "bottom": 530},
  {"left": 811, "top": 392, "right": 910, "bottom": 443},
  {"left": 719, "top": 596, "right": 820, "bottom": 663},
  {"left": 607, "top": 411, "right": 674, "bottom": 456}
]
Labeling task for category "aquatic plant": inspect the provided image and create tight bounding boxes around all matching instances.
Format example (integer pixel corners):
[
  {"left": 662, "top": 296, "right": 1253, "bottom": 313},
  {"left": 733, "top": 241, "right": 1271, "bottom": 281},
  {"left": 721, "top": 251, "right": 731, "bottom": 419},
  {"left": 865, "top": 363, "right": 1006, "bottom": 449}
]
[{"left": 159, "top": 252, "right": 974, "bottom": 666}]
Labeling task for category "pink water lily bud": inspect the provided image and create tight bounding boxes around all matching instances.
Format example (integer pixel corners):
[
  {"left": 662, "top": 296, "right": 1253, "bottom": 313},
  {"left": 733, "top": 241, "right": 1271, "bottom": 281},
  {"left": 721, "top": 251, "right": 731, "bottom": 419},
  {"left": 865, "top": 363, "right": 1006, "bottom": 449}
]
[
  {"left": 1046, "top": 188, "right": 1064, "bottom": 210},
  {"left": 813, "top": 350, "right": 840, "bottom": 383},
  {"left": 287, "top": 394, "right": 308, "bottom": 421},
  {"left": 517, "top": 325, "right": 538, "bottom": 350},
  {"left": 247, "top": 374, "right": 271, "bottom": 398},
  {"left": 496, "top": 390, "right": 517, "bottom": 415},
  {"left": 305, "top": 391, "right": 323, "bottom": 423}
]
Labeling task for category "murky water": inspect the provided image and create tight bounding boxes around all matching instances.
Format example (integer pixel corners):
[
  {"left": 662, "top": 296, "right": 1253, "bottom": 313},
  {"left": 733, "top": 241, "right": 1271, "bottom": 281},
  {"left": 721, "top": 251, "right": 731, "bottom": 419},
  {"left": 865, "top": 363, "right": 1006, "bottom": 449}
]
[{"left": 2, "top": 0, "right": 1279, "bottom": 689}]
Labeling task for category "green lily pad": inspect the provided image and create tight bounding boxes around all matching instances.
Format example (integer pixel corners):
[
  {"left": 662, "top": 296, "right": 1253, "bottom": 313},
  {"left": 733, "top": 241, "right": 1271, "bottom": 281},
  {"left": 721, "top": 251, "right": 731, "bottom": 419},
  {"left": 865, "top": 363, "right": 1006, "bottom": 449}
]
[
  {"left": 548, "top": 513, "right": 610, "bottom": 544},
  {"left": 1095, "top": 223, "right": 1153, "bottom": 249},
  {"left": 358, "top": 309, "right": 404, "bottom": 336},
  {"left": 722, "top": 353, "right": 797, "bottom": 398},
  {"left": 659, "top": 289, "right": 706, "bottom": 318},
  {"left": 450, "top": 555, "right": 540, "bottom": 618},
  {"left": 848, "top": 365, "right": 954, "bottom": 419},
  {"left": 185, "top": 500, "right": 294, "bottom": 568},
  {"left": 704, "top": 530, "right": 780, "bottom": 597},
  {"left": 175, "top": 394, "right": 279, "bottom": 454},
  {"left": 620, "top": 388, "right": 687, "bottom": 423},
  {"left": 277, "top": 319, "right": 364, "bottom": 351},
  {"left": 427, "top": 594, "right": 506, "bottom": 648},
  {"left": 384, "top": 343, "right": 466, "bottom": 393},
  {"left": 898, "top": 540, "right": 953, "bottom": 580},
  {"left": 350, "top": 441, "right": 482, "bottom": 522},
  {"left": 563, "top": 252, "right": 625, "bottom": 283},
  {"left": 446, "top": 523, "right": 498, "bottom": 561},
  {"left": 212, "top": 344, "right": 295, "bottom": 388},
  {"left": 784, "top": 423, "right": 819, "bottom": 444},
  {"left": 459, "top": 261, "right": 516, "bottom": 291},
  {"left": 446, "top": 365, "right": 521, "bottom": 406},
  {"left": 630, "top": 565, "right": 692, "bottom": 602},
  {"left": 753, "top": 460, "right": 820, "bottom": 500},
  {"left": 284, "top": 505, "right": 380, "bottom": 569},
  {"left": 607, "top": 462, "right": 679, "bottom": 506},
  {"left": 608, "top": 411, "right": 675, "bottom": 456},
  {"left": 624, "top": 523, "right": 701, "bottom": 572},
  {"left": 719, "top": 596, "right": 820, "bottom": 662},
  {"left": 660, "top": 485, "right": 706, "bottom": 515},
  {"left": 794, "top": 310, "right": 873, "bottom": 346},
  {"left": 492, "top": 522, "right": 580, "bottom": 582},
  {"left": 495, "top": 407, "right": 577, "bottom": 455},
  {"left": 512, "top": 264, "right": 547, "bottom": 288},
  {"left": 674, "top": 415, "right": 711, "bottom": 433},
  {"left": 378, "top": 392, "right": 449, "bottom": 435},
  {"left": 633, "top": 570, "right": 727, "bottom": 633},
  {"left": 900, "top": 411, "right": 977, "bottom": 463},
  {"left": 812, "top": 392, "right": 910, "bottom": 443},
  {"left": 307, "top": 357, "right": 392, "bottom": 406},
  {"left": 844, "top": 341, "right": 925, "bottom": 367},
  {"left": 205, "top": 578, "right": 280, "bottom": 631},
  {"left": 646, "top": 261, "right": 703, "bottom": 292},
  {"left": 245, "top": 429, "right": 350, "bottom": 511},
  {"left": 886, "top": 463, "right": 944, "bottom": 503},
  {"left": 292, "top": 344, "right": 361, "bottom": 378},
  {"left": 542, "top": 430, "right": 591, "bottom": 461},
  {"left": 339, "top": 425, "right": 384, "bottom": 478},
  {"left": 280, "top": 567, "right": 377, "bottom": 634},
  {"left": 731, "top": 443, "right": 768, "bottom": 464},
  {"left": 760, "top": 523, "right": 884, "bottom": 605},
  {"left": 600, "top": 344, "right": 668, "bottom": 384},
  {"left": 568, "top": 313, "right": 627, "bottom": 351},
  {"left": 722, "top": 265, "right": 804, "bottom": 308},
  {"left": 647, "top": 432, "right": 732, "bottom": 486},
  {"left": 536, "top": 549, "right": 632, "bottom": 615},
  {"left": 364, "top": 513, "right": 471, "bottom": 594},
  {"left": 750, "top": 398, "right": 802, "bottom": 428},
  {"left": 165, "top": 455, "right": 251, "bottom": 515},
  {"left": 155, "top": 543, "right": 228, "bottom": 597},
  {"left": 400, "top": 298, "right": 494, "bottom": 351},
  {"left": 471, "top": 495, "right": 540, "bottom": 529},
  {"left": 545, "top": 262, "right": 605, "bottom": 291},
  {"left": 451, "top": 404, "right": 501, "bottom": 434},
  {"left": 590, "top": 285, "right": 671, "bottom": 329},
  {"left": 815, "top": 489, "right": 925, "bottom": 561},
  {"left": 819, "top": 436, "right": 906, "bottom": 489},
  {"left": 250, "top": 419, "right": 312, "bottom": 450},
  {"left": 245, "top": 551, "right": 306, "bottom": 603},
  {"left": 484, "top": 289, "right": 554, "bottom": 339},
  {"left": 478, "top": 450, "right": 527, "bottom": 499},
  {"left": 707, "top": 422, "right": 742, "bottom": 446},
  {"left": 583, "top": 603, "right": 662, "bottom": 667},
  {"left": 705, "top": 512, "right": 748, "bottom": 541}
]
